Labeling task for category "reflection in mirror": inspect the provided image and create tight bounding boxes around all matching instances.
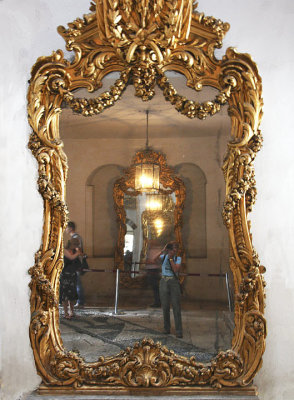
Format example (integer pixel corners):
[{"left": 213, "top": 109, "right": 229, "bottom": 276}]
[
  {"left": 122, "top": 193, "right": 176, "bottom": 275},
  {"left": 59, "top": 71, "right": 234, "bottom": 363},
  {"left": 113, "top": 146, "right": 185, "bottom": 280}
]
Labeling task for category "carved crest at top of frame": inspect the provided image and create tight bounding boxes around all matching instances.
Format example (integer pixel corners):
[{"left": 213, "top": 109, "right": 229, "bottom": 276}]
[
  {"left": 57, "top": 0, "right": 230, "bottom": 92},
  {"left": 27, "top": 0, "right": 265, "bottom": 393}
]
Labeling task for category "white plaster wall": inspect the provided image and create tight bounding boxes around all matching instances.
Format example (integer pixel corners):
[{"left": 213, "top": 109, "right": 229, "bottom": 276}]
[
  {"left": 0, "top": 1, "right": 95, "bottom": 399},
  {"left": 0, "top": 1, "right": 293, "bottom": 400}
]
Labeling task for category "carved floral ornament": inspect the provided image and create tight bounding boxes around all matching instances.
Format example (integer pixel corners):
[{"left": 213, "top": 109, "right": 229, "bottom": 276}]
[{"left": 27, "top": 0, "right": 265, "bottom": 394}]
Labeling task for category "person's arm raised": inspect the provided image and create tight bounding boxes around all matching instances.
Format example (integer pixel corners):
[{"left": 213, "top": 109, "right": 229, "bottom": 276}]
[
  {"left": 169, "top": 255, "right": 181, "bottom": 273},
  {"left": 64, "top": 248, "right": 81, "bottom": 260},
  {"left": 151, "top": 244, "right": 167, "bottom": 263}
]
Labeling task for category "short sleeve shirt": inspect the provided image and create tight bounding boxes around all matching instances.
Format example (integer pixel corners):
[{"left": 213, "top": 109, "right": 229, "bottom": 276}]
[{"left": 160, "top": 254, "right": 181, "bottom": 277}]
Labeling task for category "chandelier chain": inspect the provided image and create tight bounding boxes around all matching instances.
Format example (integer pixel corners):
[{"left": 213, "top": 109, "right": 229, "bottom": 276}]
[{"left": 146, "top": 110, "right": 149, "bottom": 149}]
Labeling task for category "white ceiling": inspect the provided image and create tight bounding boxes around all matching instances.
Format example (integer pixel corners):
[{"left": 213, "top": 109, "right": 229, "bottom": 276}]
[{"left": 60, "top": 72, "right": 230, "bottom": 140}]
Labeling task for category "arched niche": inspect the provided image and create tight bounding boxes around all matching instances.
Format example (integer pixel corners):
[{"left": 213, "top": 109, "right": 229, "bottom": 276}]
[{"left": 86, "top": 164, "right": 125, "bottom": 257}]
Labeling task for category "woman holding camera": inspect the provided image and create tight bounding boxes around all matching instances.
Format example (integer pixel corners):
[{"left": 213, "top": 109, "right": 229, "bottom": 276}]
[{"left": 153, "top": 241, "right": 183, "bottom": 338}]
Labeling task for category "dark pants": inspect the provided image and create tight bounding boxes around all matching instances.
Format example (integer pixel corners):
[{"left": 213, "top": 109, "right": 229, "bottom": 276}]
[
  {"left": 146, "top": 269, "right": 161, "bottom": 306},
  {"left": 159, "top": 277, "right": 182, "bottom": 335}
]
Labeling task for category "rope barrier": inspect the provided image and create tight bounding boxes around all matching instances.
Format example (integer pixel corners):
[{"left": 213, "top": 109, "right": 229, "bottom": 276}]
[
  {"left": 83, "top": 269, "right": 226, "bottom": 278},
  {"left": 81, "top": 269, "right": 233, "bottom": 314}
]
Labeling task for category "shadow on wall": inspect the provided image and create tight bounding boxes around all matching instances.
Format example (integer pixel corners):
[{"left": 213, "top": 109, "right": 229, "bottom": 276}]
[
  {"left": 175, "top": 163, "right": 207, "bottom": 258},
  {"left": 87, "top": 164, "right": 125, "bottom": 257}
]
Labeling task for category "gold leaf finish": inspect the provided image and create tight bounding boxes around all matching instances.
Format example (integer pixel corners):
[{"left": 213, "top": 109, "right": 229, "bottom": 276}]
[{"left": 27, "top": 0, "right": 265, "bottom": 393}]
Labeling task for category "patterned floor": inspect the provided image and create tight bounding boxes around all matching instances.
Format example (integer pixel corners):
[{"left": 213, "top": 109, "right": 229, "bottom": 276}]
[{"left": 60, "top": 307, "right": 234, "bottom": 362}]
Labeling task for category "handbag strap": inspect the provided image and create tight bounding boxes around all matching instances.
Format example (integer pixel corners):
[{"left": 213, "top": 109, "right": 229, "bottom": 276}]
[
  {"left": 167, "top": 255, "right": 180, "bottom": 281},
  {"left": 162, "top": 254, "right": 180, "bottom": 281}
]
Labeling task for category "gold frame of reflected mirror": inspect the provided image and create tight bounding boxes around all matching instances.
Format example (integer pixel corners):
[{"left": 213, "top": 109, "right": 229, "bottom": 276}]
[
  {"left": 114, "top": 148, "right": 185, "bottom": 289},
  {"left": 27, "top": 0, "right": 265, "bottom": 395}
]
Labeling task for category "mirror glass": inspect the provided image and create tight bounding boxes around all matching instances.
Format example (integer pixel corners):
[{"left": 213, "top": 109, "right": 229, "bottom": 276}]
[{"left": 59, "top": 71, "right": 234, "bottom": 362}]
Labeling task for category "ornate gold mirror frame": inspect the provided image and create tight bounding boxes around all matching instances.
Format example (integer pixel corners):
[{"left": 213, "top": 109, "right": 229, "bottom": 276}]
[
  {"left": 113, "top": 149, "right": 186, "bottom": 288},
  {"left": 27, "top": 0, "right": 265, "bottom": 394}
]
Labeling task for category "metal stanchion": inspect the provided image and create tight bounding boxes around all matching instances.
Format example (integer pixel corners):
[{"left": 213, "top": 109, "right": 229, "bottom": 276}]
[
  {"left": 111, "top": 268, "right": 125, "bottom": 315},
  {"left": 114, "top": 268, "right": 120, "bottom": 315}
]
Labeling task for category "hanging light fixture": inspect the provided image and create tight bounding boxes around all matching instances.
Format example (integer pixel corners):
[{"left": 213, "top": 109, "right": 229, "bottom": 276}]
[{"left": 134, "top": 110, "right": 160, "bottom": 192}]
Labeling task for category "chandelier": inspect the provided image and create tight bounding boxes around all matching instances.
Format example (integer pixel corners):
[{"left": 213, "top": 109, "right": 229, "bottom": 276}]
[{"left": 134, "top": 110, "right": 160, "bottom": 192}]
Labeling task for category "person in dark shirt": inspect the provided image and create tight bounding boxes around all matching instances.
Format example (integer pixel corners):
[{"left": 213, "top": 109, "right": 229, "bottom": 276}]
[
  {"left": 60, "top": 238, "right": 82, "bottom": 319},
  {"left": 65, "top": 221, "right": 85, "bottom": 308}
]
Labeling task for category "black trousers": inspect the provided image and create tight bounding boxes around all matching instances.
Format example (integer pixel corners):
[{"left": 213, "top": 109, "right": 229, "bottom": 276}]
[{"left": 146, "top": 269, "right": 161, "bottom": 305}]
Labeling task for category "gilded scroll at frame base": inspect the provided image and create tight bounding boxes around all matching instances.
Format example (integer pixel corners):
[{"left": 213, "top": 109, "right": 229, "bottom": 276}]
[{"left": 27, "top": 0, "right": 265, "bottom": 393}]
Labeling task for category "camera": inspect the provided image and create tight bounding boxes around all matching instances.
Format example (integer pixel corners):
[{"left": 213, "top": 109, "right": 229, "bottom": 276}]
[{"left": 166, "top": 243, "right": 173, "bottom": 250}]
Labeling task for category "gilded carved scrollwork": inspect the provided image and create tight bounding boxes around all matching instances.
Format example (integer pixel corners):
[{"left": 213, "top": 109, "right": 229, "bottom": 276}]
[{"left": 27, "top": 0, "right": 265, "bottom": 393}]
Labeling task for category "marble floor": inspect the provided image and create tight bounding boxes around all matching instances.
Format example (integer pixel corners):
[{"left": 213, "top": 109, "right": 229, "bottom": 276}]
[
  {"left": 27, "top": 394, "right": 259, "bottom": 400},
  {"left": 27, "top": 392, "right": 259, "bottom": 400},
  {"left": 60, "top": 305, "right": 234, "bottom": 362}
]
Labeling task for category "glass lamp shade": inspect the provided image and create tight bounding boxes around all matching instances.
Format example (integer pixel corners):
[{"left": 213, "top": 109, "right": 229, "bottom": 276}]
[{"left": 135, "top": 163, "right": 160, "bottom": 192}]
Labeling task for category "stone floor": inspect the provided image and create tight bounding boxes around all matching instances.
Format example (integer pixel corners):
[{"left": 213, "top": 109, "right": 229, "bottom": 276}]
[
  {"left": 60, "top": 305, "right": 234, "bottom": 362},
  {"left": 26, "top": 394, "right": 259, "bottom": 400}
]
